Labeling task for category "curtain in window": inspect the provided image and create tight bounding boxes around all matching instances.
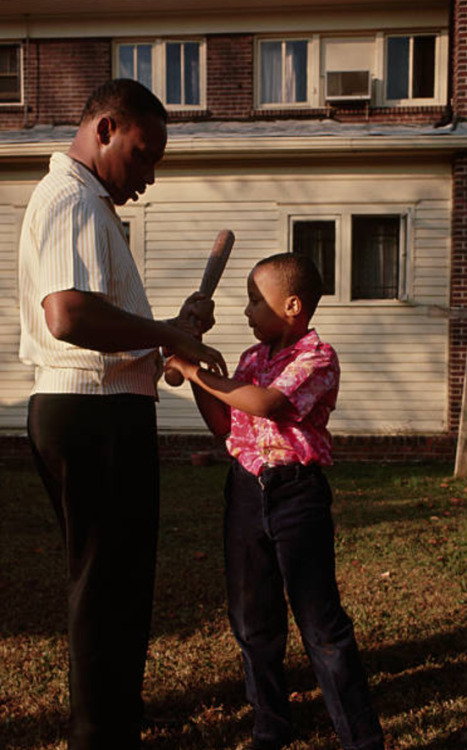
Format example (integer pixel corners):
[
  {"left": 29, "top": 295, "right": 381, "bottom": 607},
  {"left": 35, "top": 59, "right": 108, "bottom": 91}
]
[
  {"left": 387, "top": 37, "right": 409, "bottom": 100},
  {"left": 118, "top": 45, "right": 152, "bottom": 90},
  {"left": 184, "top": 42, "right": 200, "bottom": 105},
  {"left": 285, "top": 41, "right": 307, "bottom": 103},
  {"left": 118, "top": 45, "right": 134, "bottom": 79},
  {"left": 261, "top": 41, "right": 282, "bottom": 104},
  {"left": 166, "top": 42, "right": 200, "bottom": 105},
  {"left": 293, "top": 220, "right": 335, "bottom": 295},
  {"left": 352, "top": 216, "right": 399, "bottom": 299},
  {"left": 166, "top": 43, "right": 182, "bottom": 104},
  {"left": 0, "top": 45, "right": 20, "bottom": 101},
  {"left": 261, "top": 40, "right": 306, "bottom": 104},
  {"left": 137, "top": 46, "right": 152, "bottom": 91},
  {"left": 413, "top": 36, "right": 435, "bottom": 98}
]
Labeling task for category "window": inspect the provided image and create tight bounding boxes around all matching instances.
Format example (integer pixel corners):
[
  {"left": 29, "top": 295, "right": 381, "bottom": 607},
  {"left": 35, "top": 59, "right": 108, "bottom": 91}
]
[
  {"left": 118, "top": 44, "right": 153, "bottom": 91},
  {"left": 287, "top": 209, "right": 410, "bottom": 303},
  {"left": 121, "top": 221, "right": 131, "bottom": 245},
  {"left": 115, "top": 39, "right": 205, "bottom": 109},
  {"left": 351, "top": 216, "right": 400, "bottom": 300},
  {"left": 166, "top": 41, "right": 200, "bottom": 106},
  {"left": 0, "top": 44, "right": 22, "bottom": 103},
  {"left": 386, "top": 34, "right": 436, "bottom": 102},
  {"left": 258, "top": 38, "right": 309, "bottom": 106},
  {"left": 293, "top": 220, "right": 336, "bottom": 295}
]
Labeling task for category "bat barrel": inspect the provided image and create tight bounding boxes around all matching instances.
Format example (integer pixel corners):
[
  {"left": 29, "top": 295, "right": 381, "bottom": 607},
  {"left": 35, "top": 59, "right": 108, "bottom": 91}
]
[{"left": 164, "top": 228, "right": 235, "bottom": 388}]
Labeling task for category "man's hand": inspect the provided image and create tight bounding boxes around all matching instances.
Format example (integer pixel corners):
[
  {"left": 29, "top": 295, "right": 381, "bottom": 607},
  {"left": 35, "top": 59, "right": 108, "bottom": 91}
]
[{"left": 178, "top": 292, "right": 215, "bottom": 335}]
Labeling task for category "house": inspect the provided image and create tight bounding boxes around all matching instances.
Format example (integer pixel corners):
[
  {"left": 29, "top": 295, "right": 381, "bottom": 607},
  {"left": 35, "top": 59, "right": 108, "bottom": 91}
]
[{"left": 1, "top": 0, "right": 466, "bottom": 461}]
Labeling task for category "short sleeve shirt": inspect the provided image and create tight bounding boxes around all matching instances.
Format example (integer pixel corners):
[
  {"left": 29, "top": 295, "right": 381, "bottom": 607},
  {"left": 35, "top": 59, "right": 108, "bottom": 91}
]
[
  {"left": 226, "top": 329, "right": 340, "bottom": 475},
  {"left": 19, "top": 153, "right": 159, "bottom": 396}
]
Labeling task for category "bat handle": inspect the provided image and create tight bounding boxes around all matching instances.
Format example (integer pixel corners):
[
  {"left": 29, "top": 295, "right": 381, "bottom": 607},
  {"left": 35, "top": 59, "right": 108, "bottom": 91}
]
[
  {"left": 163, "top": 313, "right": 198, "bottom": 388},
  {"left": 164, "top": 363, "right": 185, "bottom": 387}
]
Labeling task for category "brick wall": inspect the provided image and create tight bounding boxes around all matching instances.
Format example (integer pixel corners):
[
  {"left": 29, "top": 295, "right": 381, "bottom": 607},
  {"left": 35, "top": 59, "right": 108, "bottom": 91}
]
[
  {"left": 33, "top": 40, "right": 111, "bottom": 126},
  {"left": 450, "top": 0, "right": 467, "bottom": 433},
  {"left": 453, "top": 0, "right": 467, "bottom": 117},
  {"left": 206, "top": 34, "right": 253, "bottom": 119},
  {"left": 450, "top": 153, "right": 467, "bottom": 432},
  {"left": 0, "top": 39, "right": 111, "bottom": 130},
  {"left": 0, "top": 433, "right": 456, "bottom": 464},
  {"left": 0, "top": 33, "right": 455, "bottom": 130}
]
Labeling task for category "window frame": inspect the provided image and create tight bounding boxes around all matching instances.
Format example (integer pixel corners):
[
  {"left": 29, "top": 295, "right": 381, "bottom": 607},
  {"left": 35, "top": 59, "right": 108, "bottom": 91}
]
[
  {"left": 255, "top": 35, "right": 319, "bottom": 109},
  {"left": 0, "top": 42, "right": 23, "bottom": 106},
  {"left": 116, "top": 205, "right": 145, "bottom": 278},
  {"left": 285, "top": 205, "right": 413, "bottom": 305},
  {"left": 114, "top": 37, "right": 207, "bottom": 111},
  {"left": 383, "top": 30, "right": 448, "bottom": 106}
]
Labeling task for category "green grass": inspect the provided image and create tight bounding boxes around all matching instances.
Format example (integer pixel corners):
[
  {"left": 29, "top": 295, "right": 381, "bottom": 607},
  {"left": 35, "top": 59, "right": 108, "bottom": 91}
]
[{"left": 1, "top": 458, "right": 466, "bottom": 749}]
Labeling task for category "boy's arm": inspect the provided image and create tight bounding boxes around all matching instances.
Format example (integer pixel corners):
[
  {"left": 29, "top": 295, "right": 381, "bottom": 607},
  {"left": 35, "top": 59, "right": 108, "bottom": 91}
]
[
  {"left": 191, "top": 383, "right": 231, "bottom": 436},
  {"left": 166, "top": 356, "right": 289, "bottom": 418}
]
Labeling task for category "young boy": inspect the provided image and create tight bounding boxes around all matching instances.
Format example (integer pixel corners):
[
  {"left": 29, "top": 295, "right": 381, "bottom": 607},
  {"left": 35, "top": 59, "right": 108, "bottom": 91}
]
[{"left": 166, "top": 253, "right": 385, "bottom": 750}]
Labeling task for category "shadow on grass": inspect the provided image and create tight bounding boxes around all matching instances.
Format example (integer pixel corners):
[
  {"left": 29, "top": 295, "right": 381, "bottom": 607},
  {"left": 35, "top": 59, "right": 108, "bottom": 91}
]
[
  {"left": 0, "top": 710, "right": 67, "bottom": 750},
  {"left": 2, "top": 621, "right": 465, "bottom": 749},
  {"left": 140, "top": 627, "right": 466, "bottom": 749}
]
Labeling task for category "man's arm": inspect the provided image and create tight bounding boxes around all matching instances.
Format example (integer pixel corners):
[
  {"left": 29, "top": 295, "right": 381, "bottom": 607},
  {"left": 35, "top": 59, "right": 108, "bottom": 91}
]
[
  {"left": 42, "top": 289, "right": 226, "bottom": 373},
  {"left": 166, "top": 355, "right": 289, "bottom": 418}
]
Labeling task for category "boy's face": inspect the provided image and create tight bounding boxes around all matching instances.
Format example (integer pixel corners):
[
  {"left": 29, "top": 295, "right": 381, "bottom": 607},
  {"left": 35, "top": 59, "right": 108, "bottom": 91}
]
[{"left": 245, "top": 263, "right": 290, "bottom": 344}]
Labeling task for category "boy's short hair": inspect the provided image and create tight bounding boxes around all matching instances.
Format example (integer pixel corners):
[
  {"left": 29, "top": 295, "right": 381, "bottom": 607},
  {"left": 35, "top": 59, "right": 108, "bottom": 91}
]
[
  {"left": 256, "top": 252, "right": 323, "bottom": 319},
  {"left": 80, "top": 78, "right": 168, "bottom": 128}
]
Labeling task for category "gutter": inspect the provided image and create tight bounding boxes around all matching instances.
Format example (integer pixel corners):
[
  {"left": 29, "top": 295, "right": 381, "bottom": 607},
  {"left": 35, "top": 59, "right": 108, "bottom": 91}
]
[{"left": 1, "top": 133, "right": 467, "bottom": 162}]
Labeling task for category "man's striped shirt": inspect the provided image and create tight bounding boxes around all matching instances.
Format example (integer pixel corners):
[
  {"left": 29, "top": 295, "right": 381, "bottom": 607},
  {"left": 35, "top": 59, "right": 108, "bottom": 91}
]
[{"left": 19, "top": 152, "right": 159, "bottom": 397}]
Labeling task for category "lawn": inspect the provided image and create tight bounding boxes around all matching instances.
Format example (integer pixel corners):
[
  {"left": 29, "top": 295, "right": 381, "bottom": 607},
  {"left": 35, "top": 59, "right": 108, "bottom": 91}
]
[{"left": 1, "top": 458, "right": 466, "bottom": 750}]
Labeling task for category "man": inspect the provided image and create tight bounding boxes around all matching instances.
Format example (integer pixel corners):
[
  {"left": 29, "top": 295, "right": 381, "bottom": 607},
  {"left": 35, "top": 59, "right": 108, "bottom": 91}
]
[{"left": 18, "top": 79, "right": 225, "bottom": 750}]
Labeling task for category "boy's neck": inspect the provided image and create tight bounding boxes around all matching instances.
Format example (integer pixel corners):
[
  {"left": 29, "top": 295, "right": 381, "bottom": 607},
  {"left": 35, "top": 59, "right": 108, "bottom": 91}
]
[{"left": 269, "top": 322, "right": 310, "bottom": 358}]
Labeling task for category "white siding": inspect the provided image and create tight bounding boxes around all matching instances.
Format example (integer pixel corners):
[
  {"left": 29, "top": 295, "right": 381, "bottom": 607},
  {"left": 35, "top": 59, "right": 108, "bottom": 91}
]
[
  {"left": 147, "top": 160, "right": 451, "bottom": 435},
  {"left": 0, "top": 204, "right": 34, "bottom": 428},
  {"left": 0, "top": 158, "right": 451, "bottom": 436}
]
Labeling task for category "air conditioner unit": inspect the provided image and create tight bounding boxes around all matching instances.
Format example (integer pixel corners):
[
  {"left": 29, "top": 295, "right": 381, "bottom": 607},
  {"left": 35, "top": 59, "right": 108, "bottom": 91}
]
[{"left": 325, "top": 70, "right": 372, "bottom": 101}]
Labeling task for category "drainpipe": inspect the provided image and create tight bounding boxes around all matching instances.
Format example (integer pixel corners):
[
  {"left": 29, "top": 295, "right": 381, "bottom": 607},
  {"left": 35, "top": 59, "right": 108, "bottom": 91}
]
[
  {"left": 435, "top": 0, "right": 456, "bottom": 128},
  {"left": 22, "top": 15, "right": 29, "bottom": 128}
]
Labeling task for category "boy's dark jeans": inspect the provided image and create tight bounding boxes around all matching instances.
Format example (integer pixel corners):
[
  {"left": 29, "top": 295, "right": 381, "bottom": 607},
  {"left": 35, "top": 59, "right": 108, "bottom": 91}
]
[{"left": 225, "top": 460, "right": 384, "bottom": 750}]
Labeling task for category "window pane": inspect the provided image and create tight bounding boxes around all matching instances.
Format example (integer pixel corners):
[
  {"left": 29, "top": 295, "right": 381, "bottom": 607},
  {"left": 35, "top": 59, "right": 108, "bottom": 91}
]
[
  {"left": 352, "top": 216, "right": 399, "bottom": 300},
  {"left": 260, "top": 41, "right": 282, "bottom": 104},
  {"left": 285, "top": 41, "right": 307, "bottom": 103},
  {"left": 118, "top": 45, "right": 135, "bottom": 79},
  {"left": 166, "top": 43, "right": 182, "bottom": 104},
  {"left": 122, "top": 221, "right": 131, "bottom": 244},
  {"left": 387, "top": 37, "right": 409, "bottom": 99},
  {"left": 137, "top": 45, "right": 152, "bottom": 91},
  {"left": 293, "top": 220, "right": 335, "bottom": 295},
  {"left": 0, "top": 45, "right": 21, "bottom": 102},
  {"left": 413, "top": 35, "right": 435, "bottom": 98},
  {"left": 184, "top": 42, "right": 200, "bottom": 105}
]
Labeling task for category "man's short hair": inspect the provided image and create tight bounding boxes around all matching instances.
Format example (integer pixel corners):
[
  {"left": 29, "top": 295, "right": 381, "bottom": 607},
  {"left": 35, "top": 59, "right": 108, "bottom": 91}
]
[
  {"left": 81, "top": 78, "right": 168, "bottom": 127},
  {"left": 256, "top": 252, "right": 323, "bottom": 319}
]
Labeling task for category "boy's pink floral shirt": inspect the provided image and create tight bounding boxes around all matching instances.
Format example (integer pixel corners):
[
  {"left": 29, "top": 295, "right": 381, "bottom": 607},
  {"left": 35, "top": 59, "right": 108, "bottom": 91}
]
[{"left": 226, "top": 329, "right": 340, "bottom": 476}]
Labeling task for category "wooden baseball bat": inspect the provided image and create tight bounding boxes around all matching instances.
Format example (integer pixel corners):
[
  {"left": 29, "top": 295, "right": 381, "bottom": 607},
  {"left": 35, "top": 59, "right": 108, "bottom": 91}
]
[{"left": 164, "top": 229, "right": 235, "bottom": 387}]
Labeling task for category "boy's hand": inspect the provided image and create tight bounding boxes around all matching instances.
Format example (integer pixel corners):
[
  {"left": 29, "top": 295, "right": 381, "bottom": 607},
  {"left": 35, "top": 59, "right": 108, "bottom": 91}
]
[
  {"left": 165, "top": 353, "right": 226, "bottom": 380},
  {"left": 166, "top": 340, "right": 227, "bottom": 378},
  {"left": 165, "top": 355, "right": 197, "bottom": 381}
]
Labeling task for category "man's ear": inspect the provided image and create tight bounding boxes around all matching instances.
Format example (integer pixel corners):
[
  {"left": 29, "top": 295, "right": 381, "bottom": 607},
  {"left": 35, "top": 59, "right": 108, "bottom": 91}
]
[
  {"left": 96, "top": 116, "right": 116, "bottom": 146},
  {"left": 285, "top": 295, "right": 302, "bottom": 317}
]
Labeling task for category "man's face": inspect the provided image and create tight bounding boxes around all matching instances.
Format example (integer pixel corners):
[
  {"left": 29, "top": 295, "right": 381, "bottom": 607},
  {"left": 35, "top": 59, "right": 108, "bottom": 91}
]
[{"left": 98, "top": 112, "right": 167, "bottom": 205}]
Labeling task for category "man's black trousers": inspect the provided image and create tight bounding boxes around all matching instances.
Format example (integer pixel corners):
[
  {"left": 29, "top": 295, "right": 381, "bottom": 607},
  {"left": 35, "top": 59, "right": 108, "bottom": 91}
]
[{"left": 28, "top": 393, "right": 159, "bottom": 750}]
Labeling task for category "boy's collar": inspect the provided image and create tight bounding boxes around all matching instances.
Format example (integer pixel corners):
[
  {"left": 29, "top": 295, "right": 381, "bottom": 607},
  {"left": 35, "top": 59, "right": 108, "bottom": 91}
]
[{"left": 266, "top": 328, "right": 317, "bottom": 359}]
